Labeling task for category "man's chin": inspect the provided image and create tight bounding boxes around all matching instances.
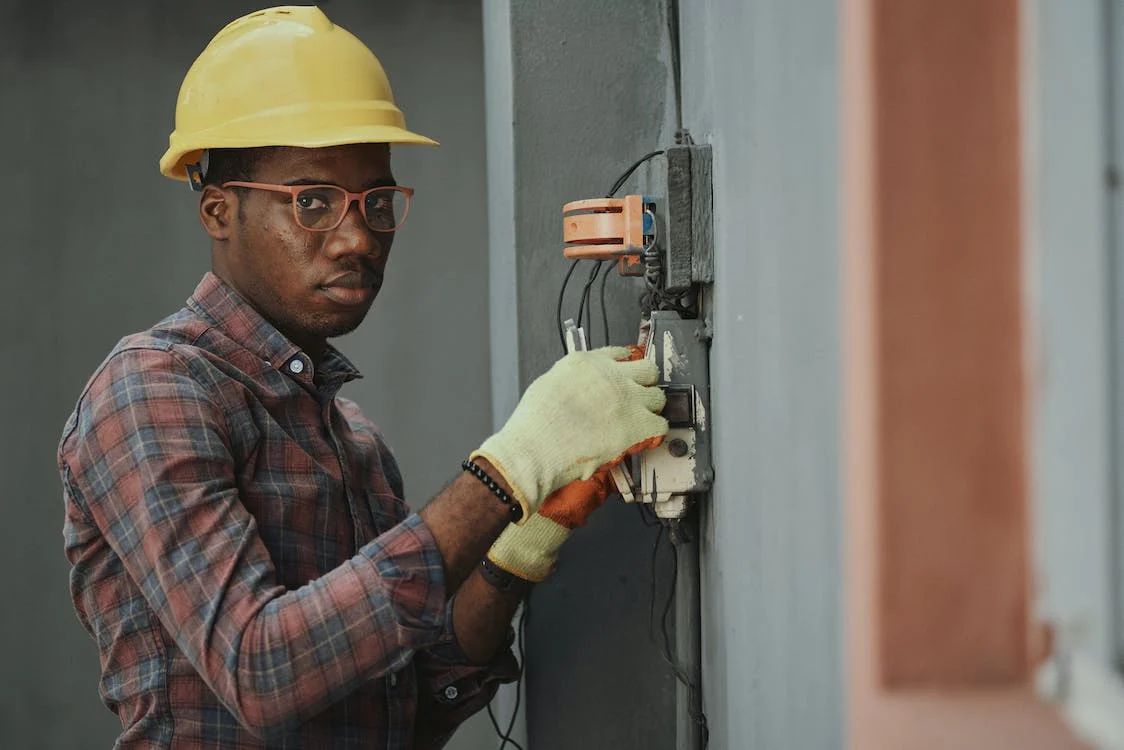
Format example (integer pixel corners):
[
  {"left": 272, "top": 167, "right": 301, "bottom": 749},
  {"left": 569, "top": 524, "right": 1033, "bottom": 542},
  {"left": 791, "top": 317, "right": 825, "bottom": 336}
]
[{"left": 322, "top": 308, "right": 372, "bottom": 340}]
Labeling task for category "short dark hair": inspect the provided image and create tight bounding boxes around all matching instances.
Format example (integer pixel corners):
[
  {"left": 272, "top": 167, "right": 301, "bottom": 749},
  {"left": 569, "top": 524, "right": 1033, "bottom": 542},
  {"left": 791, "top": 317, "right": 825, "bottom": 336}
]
[{"left": 202, "top": 147, "right": 279, "bottom": 187}]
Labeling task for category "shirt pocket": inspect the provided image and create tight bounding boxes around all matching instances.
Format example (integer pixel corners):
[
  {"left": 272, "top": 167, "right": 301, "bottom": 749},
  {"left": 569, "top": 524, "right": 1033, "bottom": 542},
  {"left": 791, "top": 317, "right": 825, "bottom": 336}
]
[{"left": 241, "top": 445, "right": 350, "bottom": 583}]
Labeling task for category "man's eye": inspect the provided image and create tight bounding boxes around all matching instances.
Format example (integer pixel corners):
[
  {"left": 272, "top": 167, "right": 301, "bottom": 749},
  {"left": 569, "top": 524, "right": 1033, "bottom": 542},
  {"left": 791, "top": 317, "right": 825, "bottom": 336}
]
[{"left": 296, "top": 191, "right": 331, "bottom": 210}]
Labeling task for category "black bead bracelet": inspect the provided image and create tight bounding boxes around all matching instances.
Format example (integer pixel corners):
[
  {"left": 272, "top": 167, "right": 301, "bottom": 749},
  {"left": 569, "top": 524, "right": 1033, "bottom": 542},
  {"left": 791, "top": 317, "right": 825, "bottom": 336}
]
[{"left": 461, "top": 459, "right": 524, "bottom": 522}]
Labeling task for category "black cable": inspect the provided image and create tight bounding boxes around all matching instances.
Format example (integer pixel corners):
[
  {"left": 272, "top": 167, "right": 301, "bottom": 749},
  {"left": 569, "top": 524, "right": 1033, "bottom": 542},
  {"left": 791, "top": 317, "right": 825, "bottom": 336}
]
[
  {"left": 641, "top": 517, "right": 710, "bottom": 749},
  {"left": 607, "top": 151, "right": 665, "bottom": 198},
  {"left": 583, "top": 263, "right": 598, "bottom": 338},
  {"left": 502, "top": 594, "right": 530, "bottom": 749},
  {"left": 598, "top": 261, "right": 614, "bottom": 346},
  {"left": 658, "top": 543, "right": 686, "bottom": 678},
  {"left": 659, "top": 533, "right": 710, "bottom": 749},
  {"left": 647, "top": 524, "right": 666, "bottom": 642},
  {"left": 635, "top": 498, "right": 660, "bottom": 527},
  {"left": 594, "top": 149, "right": 665, "bottom": 348},
  {"left": 486, "top": 704, "right": 522, "bottom": 750},
  {"left": 486, "top": 592, "right": 531, "bottom": 750},
  {"left": 556, "top": 259, "right": 582, "bottom": 356},
  {"left": 575, "top": 260, "right": 602, "bottom": 343},
  {"left": 666, "top": 0, "right": 685, "bottom": 143}
]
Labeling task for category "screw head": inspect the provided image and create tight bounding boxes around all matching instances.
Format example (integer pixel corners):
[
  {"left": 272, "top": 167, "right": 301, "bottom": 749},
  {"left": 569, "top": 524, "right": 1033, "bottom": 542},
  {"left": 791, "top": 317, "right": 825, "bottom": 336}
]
[{"left": 668, "top": 438, "right": 690, "bottom": 457}]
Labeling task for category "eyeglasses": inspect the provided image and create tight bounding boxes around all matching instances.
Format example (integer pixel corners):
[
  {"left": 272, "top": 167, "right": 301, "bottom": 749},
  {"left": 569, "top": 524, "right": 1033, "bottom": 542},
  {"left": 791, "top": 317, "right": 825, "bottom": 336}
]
[{"left": 222, "top": 181, "right": 414, "bottom": 232}]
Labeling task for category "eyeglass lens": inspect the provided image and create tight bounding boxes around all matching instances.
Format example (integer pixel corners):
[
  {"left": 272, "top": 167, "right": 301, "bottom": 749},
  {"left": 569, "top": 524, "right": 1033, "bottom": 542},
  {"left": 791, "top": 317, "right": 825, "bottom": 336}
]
[{"left": 293, "top": 186, "right": 407, "bottom": 231}]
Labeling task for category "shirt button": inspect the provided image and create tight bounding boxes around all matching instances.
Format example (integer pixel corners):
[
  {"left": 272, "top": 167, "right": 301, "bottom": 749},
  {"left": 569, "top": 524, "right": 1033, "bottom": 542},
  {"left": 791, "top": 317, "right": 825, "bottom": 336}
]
[
  {"left": 288, "top": 358, "right": 305, "bottom": 375},
  {"left": 388, "top": 672, "right": 398, "bottom": 688},
  {"left": 443, "top": 685, "right": 459, "bottom": 701}
]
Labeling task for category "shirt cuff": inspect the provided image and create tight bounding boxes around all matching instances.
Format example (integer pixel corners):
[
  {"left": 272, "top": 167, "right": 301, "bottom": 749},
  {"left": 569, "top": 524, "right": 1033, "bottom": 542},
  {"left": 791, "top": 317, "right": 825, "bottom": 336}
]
[{"left": 416, "top": 595, "right": 520, "bottom": 700}]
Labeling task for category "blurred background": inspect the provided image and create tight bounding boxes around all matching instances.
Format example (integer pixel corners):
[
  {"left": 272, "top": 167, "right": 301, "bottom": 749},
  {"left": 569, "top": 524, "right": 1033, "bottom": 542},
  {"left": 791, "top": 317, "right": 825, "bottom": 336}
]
[{"left": 2, "top": 0, "right": 1122, "bottom": 748}]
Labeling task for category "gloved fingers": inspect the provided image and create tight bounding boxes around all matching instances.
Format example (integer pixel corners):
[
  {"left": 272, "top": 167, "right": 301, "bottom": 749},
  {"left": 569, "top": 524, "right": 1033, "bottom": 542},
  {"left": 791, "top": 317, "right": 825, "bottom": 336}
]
[
  {"left": 635, "top": 412, "right": 670, "bottom": 443},
  {"left": 642, "top": 411, "right": 665, "bottom": 440},
  {"left": 625, "top": 379, "right": 667, "bottom": 413},
  {"left": 615, "top": 357, "right": 660, "bottom": 387}
]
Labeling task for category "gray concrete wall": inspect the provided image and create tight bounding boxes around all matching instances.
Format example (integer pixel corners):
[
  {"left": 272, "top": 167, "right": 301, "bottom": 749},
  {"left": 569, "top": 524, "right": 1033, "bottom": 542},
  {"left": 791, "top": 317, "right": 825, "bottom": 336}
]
[
  {"left": 0, "top": 2, "right": 494, "bottom": 747},
  {"left": 677, "top": 1, "right": 845, "bottom": 748},
  {"left": 1023, "top": 0, "right": 1116, "bottom": 669}
]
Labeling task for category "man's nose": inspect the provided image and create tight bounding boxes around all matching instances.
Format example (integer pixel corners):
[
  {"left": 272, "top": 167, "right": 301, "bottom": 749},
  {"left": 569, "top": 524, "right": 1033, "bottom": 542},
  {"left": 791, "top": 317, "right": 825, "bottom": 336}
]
[{"left": 326, "top": 200, "right": 382, "bottom": 258}]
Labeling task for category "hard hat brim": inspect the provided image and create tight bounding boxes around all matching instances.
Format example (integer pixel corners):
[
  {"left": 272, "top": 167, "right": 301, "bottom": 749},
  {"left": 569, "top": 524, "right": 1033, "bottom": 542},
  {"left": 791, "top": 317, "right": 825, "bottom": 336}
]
[{"left": 159, "top": 124, "right": 439, "bottom": 182}]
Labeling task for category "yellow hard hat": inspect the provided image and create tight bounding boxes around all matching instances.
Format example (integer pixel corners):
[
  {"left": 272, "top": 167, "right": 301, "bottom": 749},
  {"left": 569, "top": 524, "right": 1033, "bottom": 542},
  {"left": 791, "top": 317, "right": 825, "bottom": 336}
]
[{"left": 159, "top": 5, "right": 438, "bottom": 184}]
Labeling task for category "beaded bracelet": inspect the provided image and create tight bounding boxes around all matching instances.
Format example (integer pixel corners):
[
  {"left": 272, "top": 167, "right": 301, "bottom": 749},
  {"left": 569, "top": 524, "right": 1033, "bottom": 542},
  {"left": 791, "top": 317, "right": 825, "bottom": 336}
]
[{"left": 461, "top": 459, "right": 524, "bottom": 522}]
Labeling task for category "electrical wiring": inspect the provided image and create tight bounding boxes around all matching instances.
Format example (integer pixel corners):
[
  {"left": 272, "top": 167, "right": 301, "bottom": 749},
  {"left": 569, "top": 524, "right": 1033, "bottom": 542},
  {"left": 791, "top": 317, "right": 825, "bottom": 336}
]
[
  {"left": 607, "top": 150, "right": 665, "bottom": 198},
  {"left": 555, "top": 259, "right": 582, "bottom": 356},
  {"left": 648, "top": 521, "right": 711, "bottom": 749},
  {"left": 647, "top": 522, "right": 665, "bottom": 645},
  {"left": 505, "top": 602, "right": 529, "bottom": 748},
  {"left": 575, "top": 260, "right": 603, "bottom": 344},
  {"left": 598, "top": 261, "right": 614, "bottom": 348},
  {"left": 487, "top": 592, "right": 531, "bottom": 750},
  {"left": 557, "top": 151, "right": 666, "bottom": 355},
  {"left": 558, "top": 150, "right": 667, "bottom": 353},
  {"left": 486, "top": 705, "right": 520, "bottom": 750}
]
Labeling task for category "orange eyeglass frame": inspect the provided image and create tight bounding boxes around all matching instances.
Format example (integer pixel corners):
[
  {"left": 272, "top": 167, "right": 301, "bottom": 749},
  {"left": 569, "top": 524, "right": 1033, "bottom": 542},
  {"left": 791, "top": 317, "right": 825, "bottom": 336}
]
[{"left": 222, "top": 181, "right": 415, "bottom": 232}]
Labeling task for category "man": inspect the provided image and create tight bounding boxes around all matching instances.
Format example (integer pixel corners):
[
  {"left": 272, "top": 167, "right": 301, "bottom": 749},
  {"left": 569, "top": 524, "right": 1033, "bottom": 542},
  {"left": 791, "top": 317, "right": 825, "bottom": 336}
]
[{"left": 57, "top": 7, "right": 668, "bottom": 749}]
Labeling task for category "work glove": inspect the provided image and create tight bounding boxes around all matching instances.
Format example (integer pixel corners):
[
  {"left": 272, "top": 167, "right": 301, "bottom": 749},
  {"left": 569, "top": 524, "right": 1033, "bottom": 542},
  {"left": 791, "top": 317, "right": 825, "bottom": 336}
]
[
  {"left": 471, "top": 346, "right": 668, "bottom": 522},
  {"left": 487, "top": 437, "right": 663, "bottom": 582}
]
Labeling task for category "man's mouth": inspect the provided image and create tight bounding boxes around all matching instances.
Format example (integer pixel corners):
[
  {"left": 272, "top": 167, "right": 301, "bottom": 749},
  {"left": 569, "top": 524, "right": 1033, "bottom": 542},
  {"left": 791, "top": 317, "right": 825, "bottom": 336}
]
[
  {"left": 322, "top": 270, "right": 378, "bottom": 289},
  {"left": 320, "top": 270, "right": 380, "bottom": 306}
]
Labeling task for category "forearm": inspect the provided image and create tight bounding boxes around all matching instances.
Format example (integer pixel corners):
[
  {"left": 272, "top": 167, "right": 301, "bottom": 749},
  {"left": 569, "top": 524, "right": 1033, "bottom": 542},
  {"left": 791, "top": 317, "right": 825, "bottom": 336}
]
[
  {"left": 418, "top": 458, "right": 515, "bottom": 592},
  {"left": 228, "top": 517, "right": 450, "bottom": 735},
  {"left": 451, "top": 568, "right": 523, "bottom": 664}
]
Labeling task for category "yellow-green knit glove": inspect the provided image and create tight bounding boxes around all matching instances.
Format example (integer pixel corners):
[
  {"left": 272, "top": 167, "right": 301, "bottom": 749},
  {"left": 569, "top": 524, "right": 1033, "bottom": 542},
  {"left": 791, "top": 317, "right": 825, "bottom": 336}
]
[
  {"left": 488, "top": 466, "right": 615, "bottom": 582},
  {"left": 471, "top": 346, "right": 667, "bottom": 522},
  {"left": 488, "top": 515, "right": 573, "bottom": 583}
]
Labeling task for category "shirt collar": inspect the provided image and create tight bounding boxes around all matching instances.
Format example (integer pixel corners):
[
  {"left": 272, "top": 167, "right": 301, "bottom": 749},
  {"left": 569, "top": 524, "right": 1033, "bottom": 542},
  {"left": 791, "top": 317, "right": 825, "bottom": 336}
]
[{"left": 187, "top": 272, "right": 363, "bottom": 386}]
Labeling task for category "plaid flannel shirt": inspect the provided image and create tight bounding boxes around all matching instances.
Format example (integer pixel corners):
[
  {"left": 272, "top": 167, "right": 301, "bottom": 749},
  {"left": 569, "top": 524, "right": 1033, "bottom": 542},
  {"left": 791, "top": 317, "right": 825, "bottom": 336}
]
[{"left": 58, "top": 273, "right": 517, "bottom": 749}]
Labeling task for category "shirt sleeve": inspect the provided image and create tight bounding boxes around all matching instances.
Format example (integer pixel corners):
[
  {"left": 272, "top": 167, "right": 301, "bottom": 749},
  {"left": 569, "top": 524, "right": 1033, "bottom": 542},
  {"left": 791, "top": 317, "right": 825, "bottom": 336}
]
[
  {"left": 58, "top": 345, "right": 450, "bottom": 740},
  {"left": 410, "top": 597, "right": 521, "bottom": 750}
]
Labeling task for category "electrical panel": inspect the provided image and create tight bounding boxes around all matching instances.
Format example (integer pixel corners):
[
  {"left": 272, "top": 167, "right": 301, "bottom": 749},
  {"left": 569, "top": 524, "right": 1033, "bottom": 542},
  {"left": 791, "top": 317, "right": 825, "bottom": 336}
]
[{"left": 563, "top": 144, "right": 714, "bottom": 520}]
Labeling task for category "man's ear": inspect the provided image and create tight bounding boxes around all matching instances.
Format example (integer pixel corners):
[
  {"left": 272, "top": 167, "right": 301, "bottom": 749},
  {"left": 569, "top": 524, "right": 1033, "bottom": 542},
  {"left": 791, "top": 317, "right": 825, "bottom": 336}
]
[{"left": 199, "top": 185, "right": 235, "bottom": 240}]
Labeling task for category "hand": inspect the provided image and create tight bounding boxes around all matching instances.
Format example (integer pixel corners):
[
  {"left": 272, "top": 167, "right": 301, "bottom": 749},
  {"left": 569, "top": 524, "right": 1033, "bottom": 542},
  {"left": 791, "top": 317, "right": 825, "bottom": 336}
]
[{"left": 472, "top": 347, "right": 668, "bottom": 519}]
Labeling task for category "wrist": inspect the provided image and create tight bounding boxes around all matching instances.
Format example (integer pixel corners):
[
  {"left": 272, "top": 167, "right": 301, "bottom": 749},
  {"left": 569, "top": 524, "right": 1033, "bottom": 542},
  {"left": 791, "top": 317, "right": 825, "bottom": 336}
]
[
  {"left": 479, "top": 557, "right": 534, "bottom": 597},
  {"left": 472, "top": 457, "right": 515, "bottom": 497},
  {"left": 462, "top": 458, "right": 524, "bottom": 524},
  {"left": 467, "top": 451, "right": 533, "bottom": 523}
]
